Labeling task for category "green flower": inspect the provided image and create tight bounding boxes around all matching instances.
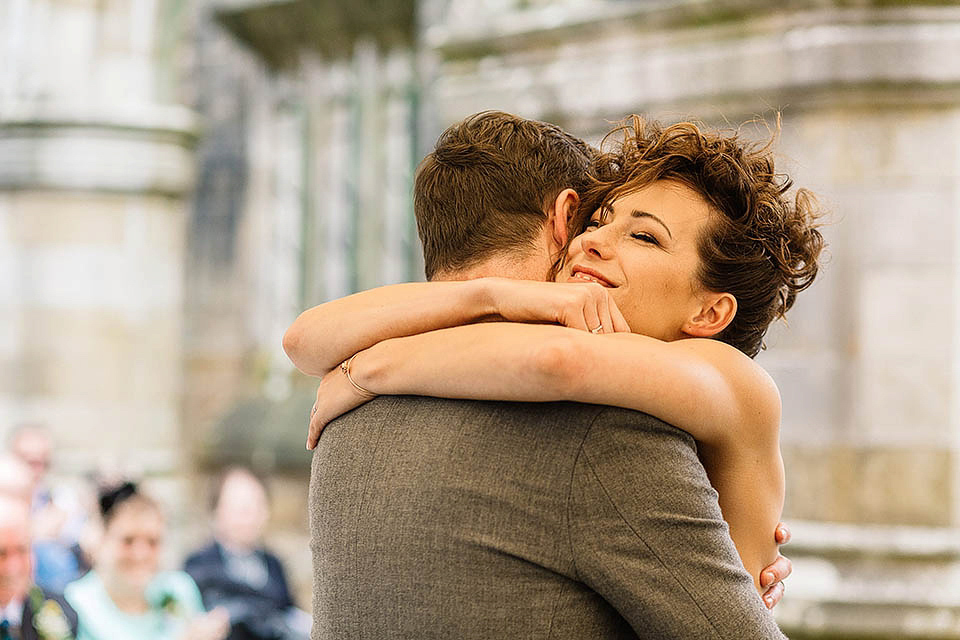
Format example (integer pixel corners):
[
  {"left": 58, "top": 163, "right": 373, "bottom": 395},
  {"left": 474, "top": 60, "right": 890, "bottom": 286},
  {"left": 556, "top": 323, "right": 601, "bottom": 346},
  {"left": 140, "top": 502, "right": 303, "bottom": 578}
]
[{"left": 157, "top": 591, "right": 182, "bottom": 616}]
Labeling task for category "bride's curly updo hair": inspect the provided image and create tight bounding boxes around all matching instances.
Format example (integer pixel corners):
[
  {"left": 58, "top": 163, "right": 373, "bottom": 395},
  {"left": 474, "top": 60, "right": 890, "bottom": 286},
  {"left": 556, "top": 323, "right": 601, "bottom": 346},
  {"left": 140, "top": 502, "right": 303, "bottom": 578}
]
[{"left": 572, "top": 116, "right": 824, "bottom": 358}]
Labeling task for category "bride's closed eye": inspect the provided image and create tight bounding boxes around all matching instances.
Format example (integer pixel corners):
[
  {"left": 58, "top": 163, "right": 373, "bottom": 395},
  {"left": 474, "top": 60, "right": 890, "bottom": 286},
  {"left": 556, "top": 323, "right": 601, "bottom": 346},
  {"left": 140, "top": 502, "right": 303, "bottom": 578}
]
[{"left": 631, "top": 232, "right": 660, "bottom": 246}]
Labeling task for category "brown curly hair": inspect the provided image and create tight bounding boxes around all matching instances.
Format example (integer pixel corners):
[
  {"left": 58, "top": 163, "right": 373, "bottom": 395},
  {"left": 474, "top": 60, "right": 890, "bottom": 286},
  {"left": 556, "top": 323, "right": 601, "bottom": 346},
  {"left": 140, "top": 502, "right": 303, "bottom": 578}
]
[{"left": 568, "top": 116, "right": 824, "bottom": 358}]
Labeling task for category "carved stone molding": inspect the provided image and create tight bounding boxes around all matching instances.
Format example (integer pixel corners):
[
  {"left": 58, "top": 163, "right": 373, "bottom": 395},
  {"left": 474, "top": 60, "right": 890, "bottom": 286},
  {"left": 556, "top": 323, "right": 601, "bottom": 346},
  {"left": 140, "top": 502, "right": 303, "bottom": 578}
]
[{"left": 0, "top": 105, "right": 198, "bottom": 195}]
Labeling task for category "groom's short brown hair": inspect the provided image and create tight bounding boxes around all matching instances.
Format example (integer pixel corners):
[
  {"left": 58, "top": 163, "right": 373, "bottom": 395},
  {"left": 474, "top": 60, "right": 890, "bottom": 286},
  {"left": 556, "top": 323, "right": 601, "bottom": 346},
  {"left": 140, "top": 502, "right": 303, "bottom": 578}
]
[{"left": 414, "top": 111, "right": 596, "bottom": 280}]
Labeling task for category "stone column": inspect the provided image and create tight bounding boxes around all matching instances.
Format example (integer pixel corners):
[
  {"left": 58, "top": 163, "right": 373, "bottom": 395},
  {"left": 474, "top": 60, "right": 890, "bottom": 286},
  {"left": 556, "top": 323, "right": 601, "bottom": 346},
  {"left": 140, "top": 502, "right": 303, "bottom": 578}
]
[
  {"left": 305, "top": 57, "right": 353, "bottom": 303},
  {"left": 0, "top": 0, "right": 196, "bottom": 486},
  {"left": 381, "top": 48, "right": 418, "bottom": 286}
]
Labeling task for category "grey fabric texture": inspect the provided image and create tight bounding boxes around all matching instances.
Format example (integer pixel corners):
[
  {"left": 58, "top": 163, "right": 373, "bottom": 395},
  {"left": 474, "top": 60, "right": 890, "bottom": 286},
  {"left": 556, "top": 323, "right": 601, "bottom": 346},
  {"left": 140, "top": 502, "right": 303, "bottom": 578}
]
[{"left": 309, "top": 396, "right": 786, "bottom": 640}]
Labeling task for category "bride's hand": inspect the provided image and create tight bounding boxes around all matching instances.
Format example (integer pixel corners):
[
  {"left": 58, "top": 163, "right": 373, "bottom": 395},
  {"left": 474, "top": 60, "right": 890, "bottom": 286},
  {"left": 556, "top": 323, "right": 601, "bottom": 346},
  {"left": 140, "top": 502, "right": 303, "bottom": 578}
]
[
  {"left": 484, "top": 278, "right": 631, "bottom": 334},
  {"left": 760, "top": 523, "right": 793, "bottom": 608},
  {"left": 307, "top": 357, "right": 378, "bottom": 450}
]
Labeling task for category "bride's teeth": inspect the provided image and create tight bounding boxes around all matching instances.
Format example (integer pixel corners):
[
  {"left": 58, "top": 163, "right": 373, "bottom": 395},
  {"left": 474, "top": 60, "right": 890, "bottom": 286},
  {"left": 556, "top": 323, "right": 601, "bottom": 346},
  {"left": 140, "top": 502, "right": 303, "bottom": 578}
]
[{"left": 572, "top": 271, "right": 615, "bottom": 287}]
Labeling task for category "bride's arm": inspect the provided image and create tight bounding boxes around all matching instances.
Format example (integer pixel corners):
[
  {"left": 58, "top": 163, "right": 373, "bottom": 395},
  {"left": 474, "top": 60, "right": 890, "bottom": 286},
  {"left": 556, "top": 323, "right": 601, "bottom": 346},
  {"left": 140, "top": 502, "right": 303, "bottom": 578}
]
[
  {"left": 284, "top": 280, "right": 496, "bottom": 377},
  {"left": 355, "top": 324, "right": 776, "bottom": 441},
  {"left": 283, "top": 279, "right": 629, "bottom": 377},
  {"left": 329, "top": 322, "right": 782, "bottom": 591}
]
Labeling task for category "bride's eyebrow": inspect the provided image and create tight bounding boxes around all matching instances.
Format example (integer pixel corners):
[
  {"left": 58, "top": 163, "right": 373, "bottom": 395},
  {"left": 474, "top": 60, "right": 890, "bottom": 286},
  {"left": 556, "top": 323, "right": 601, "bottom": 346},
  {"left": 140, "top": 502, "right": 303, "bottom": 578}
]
[{"left": 630, "top": 210, "right": 673, "bottom": 239}]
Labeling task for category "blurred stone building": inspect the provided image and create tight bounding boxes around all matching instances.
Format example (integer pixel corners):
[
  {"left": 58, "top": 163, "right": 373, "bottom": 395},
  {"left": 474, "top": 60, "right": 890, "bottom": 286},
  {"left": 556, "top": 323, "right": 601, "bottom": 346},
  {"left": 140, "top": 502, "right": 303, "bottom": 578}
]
[
  {"left": 2, "top": 0, "right": 960, "bottom": 636},
  {"left": 0, "top": 0, "right": 200, "bottom": 557}
]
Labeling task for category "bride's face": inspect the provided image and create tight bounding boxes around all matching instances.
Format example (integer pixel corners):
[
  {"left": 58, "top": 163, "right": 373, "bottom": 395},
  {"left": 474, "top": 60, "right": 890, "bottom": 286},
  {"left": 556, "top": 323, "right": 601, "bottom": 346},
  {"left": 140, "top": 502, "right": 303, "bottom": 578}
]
[{"left": 561, "top": 180, "right": 716, "bottom": 341}]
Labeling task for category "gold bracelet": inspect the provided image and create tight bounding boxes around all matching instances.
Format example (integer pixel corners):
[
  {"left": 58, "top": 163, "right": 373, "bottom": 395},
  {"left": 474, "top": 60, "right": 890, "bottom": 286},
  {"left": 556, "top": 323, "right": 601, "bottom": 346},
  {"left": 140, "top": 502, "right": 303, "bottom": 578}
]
[{"left": 340, "top": 354, "right": 376, "bottom": 398}]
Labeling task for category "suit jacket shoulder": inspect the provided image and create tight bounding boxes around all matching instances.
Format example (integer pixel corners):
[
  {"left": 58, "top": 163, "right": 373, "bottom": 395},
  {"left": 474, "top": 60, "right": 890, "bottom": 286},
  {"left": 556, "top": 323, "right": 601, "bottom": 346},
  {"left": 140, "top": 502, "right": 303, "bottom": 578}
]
[
  {"left": 184, "top": 540, "right": 220, "bottom": 565},
  {"left": 569, "top": 406, "right": 786, "bottom": 638}
]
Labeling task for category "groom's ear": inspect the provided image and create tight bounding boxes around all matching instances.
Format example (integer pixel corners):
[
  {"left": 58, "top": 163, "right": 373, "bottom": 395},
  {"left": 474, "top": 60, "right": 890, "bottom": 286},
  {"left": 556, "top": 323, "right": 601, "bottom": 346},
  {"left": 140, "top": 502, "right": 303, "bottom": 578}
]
[
  {"left": 548, "top": 188, "right": 579, "bottom": 249},
  {"left": 683, "top": 292, "right": 737, "bottom": 338}
]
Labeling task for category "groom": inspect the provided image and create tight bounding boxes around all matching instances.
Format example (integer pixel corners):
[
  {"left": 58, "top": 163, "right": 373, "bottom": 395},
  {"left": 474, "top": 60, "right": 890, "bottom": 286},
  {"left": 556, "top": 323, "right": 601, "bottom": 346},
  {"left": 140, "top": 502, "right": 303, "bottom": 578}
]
[{"left": 304, "top": 112, "right": 789, "bottom": 638}]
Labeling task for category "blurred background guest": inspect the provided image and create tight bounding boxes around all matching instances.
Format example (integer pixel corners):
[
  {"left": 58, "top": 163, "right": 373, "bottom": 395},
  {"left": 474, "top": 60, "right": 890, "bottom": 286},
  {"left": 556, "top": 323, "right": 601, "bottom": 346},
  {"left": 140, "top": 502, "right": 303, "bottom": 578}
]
[
  {"left": 0, "top": 456, "right": 32, "bottom": 504},
  {"left": 65, "top": 481, "right": 228, "bottom": 640},
  {"left": 185, "top": 468, "right": 308, "bottom": 640},
  {"left": 9, "top": 426, "right": 90, "bottom": 593},
  {"left": 0, "top": 494, "right": 78, "bottom": 640}
]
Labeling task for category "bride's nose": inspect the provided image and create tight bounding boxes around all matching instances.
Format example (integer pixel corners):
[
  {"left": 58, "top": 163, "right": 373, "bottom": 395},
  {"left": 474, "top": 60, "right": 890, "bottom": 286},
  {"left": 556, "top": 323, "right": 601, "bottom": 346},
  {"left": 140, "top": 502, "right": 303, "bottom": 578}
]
[{"left": 580, "top": 226, "right": 613, "bottom": 259}]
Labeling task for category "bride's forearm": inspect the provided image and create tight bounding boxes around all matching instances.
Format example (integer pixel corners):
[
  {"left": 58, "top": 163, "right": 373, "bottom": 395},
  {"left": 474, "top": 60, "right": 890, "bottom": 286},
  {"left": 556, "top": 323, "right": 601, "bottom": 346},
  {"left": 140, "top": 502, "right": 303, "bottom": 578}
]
[
  {"left": 282, "top": 280, "right": 500, "bottom": 377},
  {"left": 706, "top": 444, "right": 785, "bottom": 594},
  {"left": 283, "top": 278, "right": 630, "bottom": 378},
  {"left": 352, "top": 323, "right": 775, "bottom": 452},
  {"left": 355, "top": 323, "right": 581, "bottom": 402}
]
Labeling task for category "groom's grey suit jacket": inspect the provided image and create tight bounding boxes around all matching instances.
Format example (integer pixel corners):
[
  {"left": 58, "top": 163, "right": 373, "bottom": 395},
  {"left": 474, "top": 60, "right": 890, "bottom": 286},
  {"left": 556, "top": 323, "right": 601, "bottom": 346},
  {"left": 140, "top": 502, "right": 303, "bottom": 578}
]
[{"left": 309, "top": 396, "right": 786, "bottom": 639}]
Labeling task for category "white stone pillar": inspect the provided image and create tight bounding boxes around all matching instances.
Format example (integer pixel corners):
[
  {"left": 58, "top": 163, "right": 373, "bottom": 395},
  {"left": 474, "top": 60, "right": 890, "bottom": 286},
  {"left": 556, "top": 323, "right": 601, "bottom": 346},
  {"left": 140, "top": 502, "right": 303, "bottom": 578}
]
[
  {"left": 0, "top": 0, "right": 196, "bottom": 481},
  {"left": 305, "top": 58, "right": 354, "bottom": 304},
  {"left": 381, "top": 49, "right": 417, "bottom": 286}
]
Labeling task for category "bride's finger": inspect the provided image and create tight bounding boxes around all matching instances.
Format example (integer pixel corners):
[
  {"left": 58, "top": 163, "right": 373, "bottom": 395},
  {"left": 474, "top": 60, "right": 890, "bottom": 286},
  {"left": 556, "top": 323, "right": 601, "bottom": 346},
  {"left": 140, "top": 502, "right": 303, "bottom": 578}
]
[
  {"left": 596, "top": 291, "right": 617, "bottom": 334},
  {"left": 307, "top": 386, "right": 328, "bottom": 449},
  {"left": 307, "top": 394, "right": 327, "bottom": 451},
  {"left": 563, "top": 308, "right": 589, "bottom": 331},
  {"left": 581, "top": 298, "right": 602, "bottom": 334},
  {"left": 307, "top": 409, "right": 327, "bottom": 450}
]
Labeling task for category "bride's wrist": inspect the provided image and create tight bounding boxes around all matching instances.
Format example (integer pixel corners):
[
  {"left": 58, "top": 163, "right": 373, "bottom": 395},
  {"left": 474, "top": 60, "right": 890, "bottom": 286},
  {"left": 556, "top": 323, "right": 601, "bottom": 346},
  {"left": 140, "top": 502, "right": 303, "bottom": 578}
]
[
  {"left": 340, "top": 353, "right": 377, "bottom": 398},
  {"left": 350, "top": 346, "right": 388, "bottom": 395}
]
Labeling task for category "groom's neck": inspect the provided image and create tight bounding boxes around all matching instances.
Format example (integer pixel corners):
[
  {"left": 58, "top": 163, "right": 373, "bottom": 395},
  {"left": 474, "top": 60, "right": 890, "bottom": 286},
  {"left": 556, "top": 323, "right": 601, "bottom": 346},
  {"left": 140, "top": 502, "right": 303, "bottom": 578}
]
[{"left": 432, "top": 253, "right": 548, "bottom": 282}]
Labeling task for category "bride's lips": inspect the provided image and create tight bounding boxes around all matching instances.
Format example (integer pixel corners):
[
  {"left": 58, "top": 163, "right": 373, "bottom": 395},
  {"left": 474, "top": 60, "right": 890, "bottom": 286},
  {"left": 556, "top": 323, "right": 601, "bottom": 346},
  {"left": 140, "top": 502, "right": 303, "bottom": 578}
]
[{"left": 569, "top": 265, "right": 616, "bottom": 288}]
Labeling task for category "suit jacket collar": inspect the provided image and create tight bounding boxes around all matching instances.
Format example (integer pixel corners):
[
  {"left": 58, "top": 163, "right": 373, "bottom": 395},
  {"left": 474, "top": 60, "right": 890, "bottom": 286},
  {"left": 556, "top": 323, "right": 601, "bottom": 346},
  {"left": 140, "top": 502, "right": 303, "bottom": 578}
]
[{"left": 21, "top": 595, "right": 34, "bottom": 640}]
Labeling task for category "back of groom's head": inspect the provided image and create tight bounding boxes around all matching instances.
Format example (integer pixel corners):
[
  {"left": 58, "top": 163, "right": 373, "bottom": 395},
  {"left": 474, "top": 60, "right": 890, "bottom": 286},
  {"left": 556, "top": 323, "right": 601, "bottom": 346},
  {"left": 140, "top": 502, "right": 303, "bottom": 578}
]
[{"left": 414, "top": 111, "right": 596, "bottom": 280}]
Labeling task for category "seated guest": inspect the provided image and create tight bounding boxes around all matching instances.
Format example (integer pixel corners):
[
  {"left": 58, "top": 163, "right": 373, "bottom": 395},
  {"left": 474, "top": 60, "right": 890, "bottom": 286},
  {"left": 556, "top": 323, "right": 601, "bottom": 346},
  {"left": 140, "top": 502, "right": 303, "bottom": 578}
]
[
  {"left": 0, "top": 454, "right": 32, "bottom": 502},
  {"left": 9, "top": 425, "right": 91, "bottom": 593},
  {"left": 185, "top": 468, "right": 308, "bottom": 640},
  {"left": 0, "top": 494, "right": 78, "bottom": 640},
  {"left": 65, "top": 482, "right": 229, "bottom": 640}
]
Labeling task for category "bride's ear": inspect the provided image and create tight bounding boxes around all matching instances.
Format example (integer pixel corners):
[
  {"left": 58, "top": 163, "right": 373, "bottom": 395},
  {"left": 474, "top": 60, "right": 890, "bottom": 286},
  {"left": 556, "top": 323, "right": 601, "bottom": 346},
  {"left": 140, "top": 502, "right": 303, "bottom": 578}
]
[
  {"left": 548, "top": 188, "right": 579, "bottom": 248},
  {"left": 684, "top": 293, "right": 737, "bottom": 338}
]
